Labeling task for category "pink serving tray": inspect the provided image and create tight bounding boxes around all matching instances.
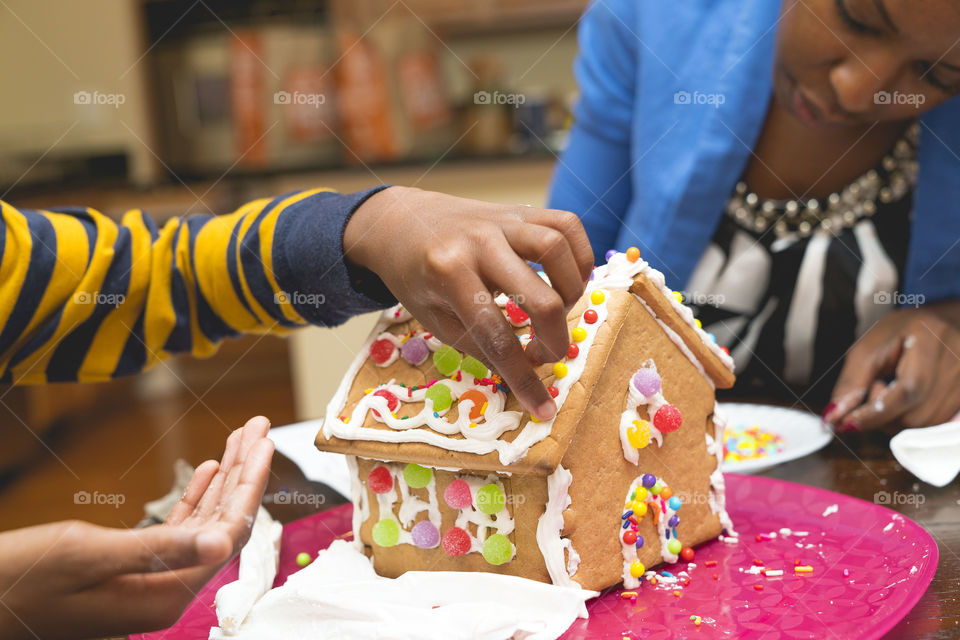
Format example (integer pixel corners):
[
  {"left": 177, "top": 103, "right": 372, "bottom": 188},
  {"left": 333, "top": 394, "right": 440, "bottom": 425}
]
[{"left": 135, "top": 474, "right": 938, "bottom": 640}]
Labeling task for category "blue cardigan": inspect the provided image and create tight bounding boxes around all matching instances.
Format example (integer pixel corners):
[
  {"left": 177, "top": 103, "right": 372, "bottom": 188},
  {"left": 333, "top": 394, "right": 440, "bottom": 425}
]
[{"left": 549, "top": 0, "right": 960, "bottom": 303}]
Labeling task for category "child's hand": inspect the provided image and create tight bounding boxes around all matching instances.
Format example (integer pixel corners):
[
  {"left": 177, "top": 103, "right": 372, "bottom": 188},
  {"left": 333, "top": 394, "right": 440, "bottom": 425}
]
[
  {"left": 345, "top": 186, "right": 594, "bottom": 422},
  {"left": 0, "top": 416, "right": 274, "bottom": 639},
  {"left": 824, "top": 305, "right": 960, "bottom": 432}
]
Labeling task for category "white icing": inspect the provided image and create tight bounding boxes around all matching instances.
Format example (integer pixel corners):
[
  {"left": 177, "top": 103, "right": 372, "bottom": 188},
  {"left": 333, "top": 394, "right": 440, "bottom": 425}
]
[
  {"left": 619, "top": 475, "right": 681, "bottom": 589},
  {"left": 707, "top": 403, "right": 737, "bottom": 536},
  {"left": 455, "top": 474, "right": 516, "bottom": 556},
  {"left": 214, "top": 507, "right": 282, "bottom": 635},
  {"left": 635, "top": 295, "right": 713, "bottom": 387},
  {"left": 536, "top": 465, "right": 581, "bottom": 591},
  {"left": 346, "top": 455, "right": 367, "bottom": 551},
  {"left": 618, "top": 360, "right": 668, "bottom": 463},
  {"left": 208, "top": 540, "right": 598, "bottom": 640},
  {"left": 324, "top": 287, "right": 611, "bottom": 466},
  {"left": 356, "top": 461, "right": 514, "bottom": 559},
  {"left": 591, "top": 251, "right": 734, "bottom": 372}
]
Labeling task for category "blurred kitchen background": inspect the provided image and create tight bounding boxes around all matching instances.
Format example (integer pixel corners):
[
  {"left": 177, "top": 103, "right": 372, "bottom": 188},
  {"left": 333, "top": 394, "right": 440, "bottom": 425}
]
[{"left": 0, "top": 0, "right": 583, "bottom": 529}]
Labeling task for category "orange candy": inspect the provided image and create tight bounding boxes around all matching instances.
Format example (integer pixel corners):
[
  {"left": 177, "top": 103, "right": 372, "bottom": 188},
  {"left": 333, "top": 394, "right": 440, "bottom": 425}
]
[
  {"left": 660, "top": 487, "right": 673, "bottom": 500},
  {"left": 625, "top": 246, "right": 641, "bottom": 263},
  {"left": 458, "top": 389, "right": 487, "bottom": 421}
]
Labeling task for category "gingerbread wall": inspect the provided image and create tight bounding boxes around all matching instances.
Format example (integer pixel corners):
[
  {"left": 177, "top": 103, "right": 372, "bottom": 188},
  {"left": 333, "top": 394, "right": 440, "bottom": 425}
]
[{"left": 558, "top": 294, "right": 723, "bottom": 592}]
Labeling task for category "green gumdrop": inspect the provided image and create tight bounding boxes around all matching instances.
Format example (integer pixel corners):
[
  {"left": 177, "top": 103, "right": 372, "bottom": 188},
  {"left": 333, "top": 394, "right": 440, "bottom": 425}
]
[
  {"left": 403, "top": 463, "right": 433, "bottom": 489},
  {"left": 667, "top": 538, "right": 682, "bottom": 555},
  {"left": 651, "top": 480, "right": 664, "bottom": 496},
  {"left": 425, "top": 383, "right": 453, "bottom": 412},
  {"left": 476, "top": 483, "right": 506, "bottom": 515},
  {"left": 372, "top": 518, "right": 400, "bottom": 547},
  {"left": 433, "top": 345, "right": 462, "bottom": 376},
  {"left": 461, "top": 355, "right": 489, "bottom": 380},
  {"left": 482, "top": 533, "right": 513, "bottom": 565}
]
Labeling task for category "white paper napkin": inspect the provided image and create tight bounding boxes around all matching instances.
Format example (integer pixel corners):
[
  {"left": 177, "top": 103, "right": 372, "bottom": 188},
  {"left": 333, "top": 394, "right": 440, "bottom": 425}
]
[
  {"left": 267, "top": 420, "right": 352, "bottom": 499},
  {"left": 890, "top": 419, "right": 960, "bottom": 487}
]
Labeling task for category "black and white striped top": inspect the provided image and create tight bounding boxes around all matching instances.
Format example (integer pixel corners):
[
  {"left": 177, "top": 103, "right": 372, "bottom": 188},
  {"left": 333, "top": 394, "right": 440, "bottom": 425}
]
[{"left": 686, "top": 127, "right": 918, "bottom": 403}]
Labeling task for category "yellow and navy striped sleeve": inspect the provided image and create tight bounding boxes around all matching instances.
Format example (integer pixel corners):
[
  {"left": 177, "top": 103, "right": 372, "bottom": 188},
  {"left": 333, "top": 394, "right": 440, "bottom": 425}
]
[{"left": 0, "top": 186, "right": 394, "bottom": 385}]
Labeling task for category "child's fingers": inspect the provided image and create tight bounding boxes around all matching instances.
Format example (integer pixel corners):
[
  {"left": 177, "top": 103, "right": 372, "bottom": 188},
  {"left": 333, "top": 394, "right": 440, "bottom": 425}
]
[
  {"left": 481, "top": 240, "right": 571, "bottom": 363},
  {"left": 515, "top": 207, "right": 595, "bottom": 284},
  {"left": 218, "top": 439, "right": 275, "bottom": 547},
  {"left": 451, "top": 273, "right": 556, "bottom": 421},
  {"left": 165, "top": 460, "right": 219, "bottom": 525},
  {"left": 194, "top": 425, "right": 244, "bottom": 519},
  {"left": 502, "top": 221, "right": 585, "bottom": 309}
]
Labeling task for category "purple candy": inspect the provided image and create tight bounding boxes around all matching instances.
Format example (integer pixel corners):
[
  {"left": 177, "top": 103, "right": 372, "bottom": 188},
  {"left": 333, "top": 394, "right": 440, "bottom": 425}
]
[
  {"left": 411, "top": 520, "right": 440, "bottom": 549},
  {"left": 635, "top": 536, "right": 644, "bottom": 549},
  {"left": 668, "top": 515, "right": 680, "bottom": 528},
  {"left": 641, "top": 474, "right": 657, "bottom": 489},
  {"left": 605, "top": 249, "right": 618, "bottom": 261},
  {"left": 401, "top": 336, "right": 430, "bottom": 366},
  {"left": 631, "top": 367, "right": 661, "bottom": 397}
]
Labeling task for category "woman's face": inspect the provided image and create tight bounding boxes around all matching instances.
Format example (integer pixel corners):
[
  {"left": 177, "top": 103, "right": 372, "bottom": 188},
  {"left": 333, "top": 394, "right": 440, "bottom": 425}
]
[{"left": 774, "top": 0, "right": 960, "bottom": 128}]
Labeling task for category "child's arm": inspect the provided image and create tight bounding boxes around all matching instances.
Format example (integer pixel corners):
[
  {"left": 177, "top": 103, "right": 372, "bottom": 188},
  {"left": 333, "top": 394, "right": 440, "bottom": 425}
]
[
  {"left": 547, "top": 0, "right": 638, "bottom": 255},
  {"left": 0, "top": 187, "right": 393, "bottom": 384}
]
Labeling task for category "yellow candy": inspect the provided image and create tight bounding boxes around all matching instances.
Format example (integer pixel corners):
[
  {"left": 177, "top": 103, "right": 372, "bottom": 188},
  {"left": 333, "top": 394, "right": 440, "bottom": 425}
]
[
  {"left": 672, "top": 290, "right": 683, "bottom": 303},
  {"left": 627, "top": 419, "right": 651, "bottom": 449},
  {"left": 633, "top": 501, "right": 648, "bottom": 517},
  {"left": 630, "top": 560, "right": 646, "bottom": 578},
  {"left": 635, "top": 486, "right": 648, "bottom": 501},
  {"left": 590, "top": 290, "right": 606, "bottom": 305},
  {"left": 571, "top": 327, "right": 588, "bottom": 342},
  {"left": 695, "top": 318, "right": 702, "bottom": 329},
  {"left": 553, "top": 362, "right": 568, "bottom": 379}
]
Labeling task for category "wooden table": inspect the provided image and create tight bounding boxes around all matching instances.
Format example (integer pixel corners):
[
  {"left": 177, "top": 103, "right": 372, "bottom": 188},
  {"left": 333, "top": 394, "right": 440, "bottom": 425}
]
[{"left": 264, "top": 426, "right": 960, "bottom": 639}]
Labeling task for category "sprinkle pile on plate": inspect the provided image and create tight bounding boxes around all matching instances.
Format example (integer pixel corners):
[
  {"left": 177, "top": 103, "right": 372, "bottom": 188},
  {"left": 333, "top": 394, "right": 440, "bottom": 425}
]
[{"left": 723, "top": 423, "right": 785, "bottom": 462}]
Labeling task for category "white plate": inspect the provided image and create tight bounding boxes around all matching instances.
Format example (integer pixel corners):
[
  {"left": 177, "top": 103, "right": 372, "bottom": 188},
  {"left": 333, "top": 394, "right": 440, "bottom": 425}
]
[{"left": 718, "top": 403, "right": 833, "bottom": 474}]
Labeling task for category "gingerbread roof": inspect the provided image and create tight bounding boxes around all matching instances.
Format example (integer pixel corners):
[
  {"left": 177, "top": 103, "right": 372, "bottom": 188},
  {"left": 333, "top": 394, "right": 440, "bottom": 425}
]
[{"left": 317, "top": 252, "right": 735, "bottom": 476}]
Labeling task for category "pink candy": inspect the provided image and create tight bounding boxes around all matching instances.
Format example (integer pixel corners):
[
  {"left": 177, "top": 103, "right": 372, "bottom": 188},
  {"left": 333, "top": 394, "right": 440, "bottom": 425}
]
[{"left": 444, "top": 479, "right": 473, "bottom": 510}]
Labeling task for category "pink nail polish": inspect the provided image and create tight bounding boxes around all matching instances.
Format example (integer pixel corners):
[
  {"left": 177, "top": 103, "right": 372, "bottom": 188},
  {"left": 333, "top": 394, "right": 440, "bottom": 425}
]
[
  {"left": 821, "top": 402, "right": 837, "bottom": 422},
  {"left": 838, "top": 420, "right": 860, "bottom": 433}
]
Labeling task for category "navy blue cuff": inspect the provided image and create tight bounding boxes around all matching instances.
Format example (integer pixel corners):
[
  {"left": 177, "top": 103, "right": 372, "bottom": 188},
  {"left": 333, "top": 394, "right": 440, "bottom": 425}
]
[{"left": 273, "top": 186, "right": 396, "bottom": 326}]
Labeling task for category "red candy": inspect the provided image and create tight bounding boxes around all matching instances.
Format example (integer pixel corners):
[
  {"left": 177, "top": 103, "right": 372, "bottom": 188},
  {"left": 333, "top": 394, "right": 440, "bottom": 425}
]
[
  {"left": 567, "top": 343, "right": 579, "bottom": 359},
  {"left": 622, "top": 530, "right": 637, "bottom": 545},
  {"left": 371, "top": 389, "right": 399, "bottom": 418},
  {"left": 583, "top": 309, "right": 598, "bottom": 324},
  {"left": 369, "top": 338, "right": 396, "bottom": 365},
  {"left": 654, "top": 403, "right": 683, "bottom": 433},
  {"left": 505, "top": 299, "right": 529, "bottom": 325},
  {"left": 546, "top": 385, "right": 559, "bottom": 398},
  {"left": 680, "top": 546, "right": 695, "bottom": 562},
  {"left": 367, "top": 466, "right": 394, "bottom": 494},
  {"left": 443, "top": 479, "right": 473, "bottom": 510},
  {"left": 442, "top": 526, "right": 472, "bottom": 556}
]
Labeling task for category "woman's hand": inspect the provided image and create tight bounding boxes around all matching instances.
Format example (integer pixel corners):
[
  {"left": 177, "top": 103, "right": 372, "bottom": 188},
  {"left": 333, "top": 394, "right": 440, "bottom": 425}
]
[
  {"left": 824, "top": 304, "right": 960, "bottom": 432},
  {"left": 0, "top": 416, "right": 274, "bottom": 640},
  {"left": 344, "top": 186, "right": 594, "bottom": 422}
]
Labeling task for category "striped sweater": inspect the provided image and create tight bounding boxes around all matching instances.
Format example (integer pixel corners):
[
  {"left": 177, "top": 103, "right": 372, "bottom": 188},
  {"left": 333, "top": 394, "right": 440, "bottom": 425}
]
[{"left": 0, "top": 186, "right": 394, "bottom": 385}]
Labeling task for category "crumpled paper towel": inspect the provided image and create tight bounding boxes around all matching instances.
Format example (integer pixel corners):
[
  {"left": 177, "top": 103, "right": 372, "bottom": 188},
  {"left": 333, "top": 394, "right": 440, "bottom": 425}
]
[
  {"left": 890, "top": 419, "right": 960, "bottom": 487},
  {"left": 209, "top": 540, "right": 597, "bottom": 640}
]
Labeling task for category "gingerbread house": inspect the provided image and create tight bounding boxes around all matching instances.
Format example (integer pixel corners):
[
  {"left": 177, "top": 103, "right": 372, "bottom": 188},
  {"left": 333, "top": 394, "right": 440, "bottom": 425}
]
[{"left": 316, "top": 250, "right": 736, "bottom": 591}]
